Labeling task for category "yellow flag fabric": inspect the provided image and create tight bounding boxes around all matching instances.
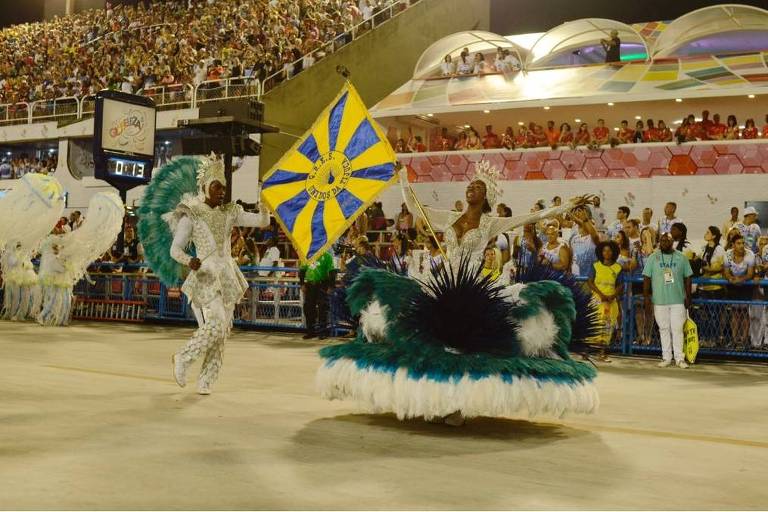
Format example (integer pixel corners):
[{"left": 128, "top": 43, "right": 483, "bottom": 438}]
[{"left": 261, "top": 82, "right": 397, "bottom": 263}]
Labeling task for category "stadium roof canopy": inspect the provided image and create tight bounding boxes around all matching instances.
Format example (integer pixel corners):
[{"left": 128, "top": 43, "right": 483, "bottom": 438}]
[
  {"left": 527, "top": 18, "right": 649, "bottom": 69},
  {"left": 371, "top": 5, "right": 768, "bottom": 118},
  {"left": 652, "top": 4, "right": 768, "bottom": 58},
  {"left": 413, "top": 30, "right": 528, "bottom": 79}
]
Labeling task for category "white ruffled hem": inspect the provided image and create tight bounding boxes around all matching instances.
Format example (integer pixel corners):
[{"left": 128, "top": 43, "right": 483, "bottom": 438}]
[{"left": 317, "top": 358, "right": 599, "bottom": 420}]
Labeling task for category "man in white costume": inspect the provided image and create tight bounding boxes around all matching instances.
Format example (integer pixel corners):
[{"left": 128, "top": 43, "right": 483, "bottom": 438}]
[{"left": 169, "top": 156, "right": 270, "bottom": 395}]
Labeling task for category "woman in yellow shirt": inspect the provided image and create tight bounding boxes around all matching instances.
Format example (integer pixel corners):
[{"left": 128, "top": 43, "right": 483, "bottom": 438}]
[{"left": 588, "top": 240, "right": 624, "bottom": 362}]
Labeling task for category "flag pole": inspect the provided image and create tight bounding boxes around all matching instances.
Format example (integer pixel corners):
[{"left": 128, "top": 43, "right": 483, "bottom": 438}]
[{"left": 402, "top": 172, "right": 448, "bottom": 262}]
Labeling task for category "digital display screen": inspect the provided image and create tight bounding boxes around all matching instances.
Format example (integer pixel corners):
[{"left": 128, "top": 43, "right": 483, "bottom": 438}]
[
  {"left": 100, "top": 98, "right": 156, "bottom": 157},
  {"left": 107, "top": 158, "right": 148, "bottom": 179}
]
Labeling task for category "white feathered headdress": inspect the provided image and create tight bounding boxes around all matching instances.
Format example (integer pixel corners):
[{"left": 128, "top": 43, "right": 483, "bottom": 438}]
[
  {"left": 196, "top": 152, "right": 226, "bottom": 195},
  {"left": 472, "top": 160, "right": 503, "bottom": 208}
]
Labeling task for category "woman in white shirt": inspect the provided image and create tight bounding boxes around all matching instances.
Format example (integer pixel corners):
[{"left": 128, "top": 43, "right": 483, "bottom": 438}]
[
  {"left": 472, "top": 52, "right": 490, "bottom": 74},
  {"left": 440, "top": 54, "right": 455, "bottom": 76},
  {"left": 724, "top": 233, "right": 755, "bottom": 344},
  {"left": 456, "top": 54, "right": 472, "bottom": 74}
]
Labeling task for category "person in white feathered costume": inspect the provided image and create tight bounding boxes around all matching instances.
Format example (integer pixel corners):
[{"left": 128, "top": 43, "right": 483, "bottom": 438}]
[
  {"left": 36, "top": 192, "right": 125, "bottom": 326},
  {"left": 164, "top": 155, "right": 271, "bottom": 395},
  {"left": 0, "top": 174, "right": 66, "bottom": 321}
]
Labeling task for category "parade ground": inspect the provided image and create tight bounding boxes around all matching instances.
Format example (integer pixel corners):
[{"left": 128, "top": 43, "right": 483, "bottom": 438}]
[{"left": 1, "top": 321, "right": 767, "bottom": 510}]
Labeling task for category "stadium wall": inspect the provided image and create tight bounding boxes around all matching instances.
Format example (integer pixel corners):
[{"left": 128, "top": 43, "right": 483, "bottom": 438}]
[
  {"left": 379, "top": 143, "right": 768, "bottom": 244},
  {"left": 259, "top": 0, "right": 491, "bottom": 173}
]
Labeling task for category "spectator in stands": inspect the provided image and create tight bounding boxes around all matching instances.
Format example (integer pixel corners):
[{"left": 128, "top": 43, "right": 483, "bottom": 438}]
[
  {"left": 725, "top": 115, "right": 740, "bottom": 140},
  {"left": 742, "top": 118, "right": 758, "bottom": 139},
  {"left": 396, "top": 203, "right": 413, "bottom": 238},
  {"left": 495, "top": 48, "right": 521, "bottom": 72},
  {"left": 453, "top": 131, "right": 468, "bottom": 150},
  {"left": 658, "top": 202, "right": 682, "bottom": 236},
  {"left": 545, "top": 120, "right": 560, "bottom": 147},
  {"left": 762, "top": 114, "right": 768, "bottom": 138},
  {"left": 643, "top": 231, "right": 693, "bottom": 368},
  {"left": 588, "top": 239, "right": 623, "bottom": 361},
  {"left": 722, "top": 206, "right": 739, "bottom": 237},
  {"left": 482, "top": 125, "right": 500, "bottom": 149},
  {"left": 258, "top": 237, "right": 281, "bottom": 276},
  {"left": 593, "top": 119, "right": 609, "bottom": 145},
  {"left": 515, "top": 125, "right": 529, "bottom": 147},
  {"left": 736, "top": 206, "right": 761, "bottom": 254},
  {"left": 574, "top": 123, "right": 591, "bottom": 146},
  {"left": 237, "top": 238, "right": 260, "bottom": 267},
  {"left": 635, "top": 222, "right": 657, "bottom": 345},
  {"left": 590, "top": 196, "right": 607, "bottom": 233},
  {"left": 724, "top": 233, "right": 755, "bottom": 345},
  {"left": 438, "top": 127, "right": 455, "bottom": 150},
  {"left": 69, "top": 211, "right": 83, "bottom": 231},
  {"left": 514, "top": 222, "right": 542, "bottom": 275},
  {"left": 454, "top": 200, "right": 464, "bottom": 212},
  {"left": 388, "top": 233, "right": 410, "bottom": 275},
  {"left": 473, "top": 53, "right": 491, "bottom": 74},
  {"left": 670, "top": 222, "right": 694, "bottom": 263},
  {"left": 707, "top": 113, "right": 726, "bottom": 140},
  {"left": 500, "top": 126, "right": 515, "bottom": 149},
  {"left": 558, "top": 123, "right": 573, "bottom": 145},
  {"left": 725, "top": 226, "right": 743, "bottom": 251},
  {"left": 640, "top": 207, "right": 656, "bottom": 242},
  {"left": 409, "top": 136, "right": 427, "bottom": 152},
  {"left": 466, "top": 127, "right": 483, "bottom": 149},
  {"left": 539, "top": 221, "right": 570, "bottom": 273},
  {"left": 632, "top": 120, "right": 645, "bottom": 143},
  {"left": 425, "top": 236, "right": 444, "bottom": 271},
  {"left": 697, "top": 226, "right": 726, "bottom": 300},
  {"left": 529, "top": 123, "right": 548, "bottom": 147},
  {"left": 440, "top": 54, "right": 455, "bottom": 76},
  {"left": 568, "top": 206, "right": 600, "bottom": 278},
  {"left": 456, "top": 53, "right": 473, "bottom": 74},
  {"left": 615, "top": 120, "right": 631, "bottom": 144},
  {"left": 607, "top": 206, "right": 630, "bottom": 239},
  {"left": 643, "top": 119, "right": 657, "bottom": 142},
  {"left": 481, "top": 246, "right": 502, "bottom": 281},
  {"left": 656, "top": 120, "right": 673, "bottom": 142},
  {"left": 696, "top": 110, "right": 713, "bottom": 140},
  {"left": 614, "top": 230, "right": 637, "bottom": 273},
  {"left": 601, "top": 30, "right": 621, "bottom": 63}
]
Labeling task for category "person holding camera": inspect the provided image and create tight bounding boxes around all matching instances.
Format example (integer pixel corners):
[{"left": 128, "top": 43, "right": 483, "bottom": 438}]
[{"left": 601, "top": 30, "right": 621, "bottom": 63}]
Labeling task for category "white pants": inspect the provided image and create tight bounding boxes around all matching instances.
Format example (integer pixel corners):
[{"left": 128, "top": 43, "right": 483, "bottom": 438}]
[
  {"left": 177, "top": 297, "right": 232, "bottom": 390},
  {"left": 654, "top": 304, "right": 687, "bottom": 363}
]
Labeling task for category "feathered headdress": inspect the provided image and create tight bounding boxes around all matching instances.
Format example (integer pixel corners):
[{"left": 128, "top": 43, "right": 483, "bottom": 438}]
[
  {"left": 196, "top": 152, "right": 226, "bottom": 194},
  {"left": 472, "top": 160, "right": 503, "bottom": 208}
]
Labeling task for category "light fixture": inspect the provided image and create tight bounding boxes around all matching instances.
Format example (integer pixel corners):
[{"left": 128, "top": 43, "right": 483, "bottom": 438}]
[
  {"left": 614, "top": 127, "right": 619, "bottom": 131},
  {"left": 607, "top": 102, "right": 614, "bottom": 106},
  {"left": 748, "top": 94, "right": 756, "bottom": 99},
  {"left": 463, "top": 124, "right": 471, "bottom": 129},
  {"left": 5, "top": 152, "right": 10, "bottom": 156},
  {"left": 164, "top": 140, "right": 172, "bottom": 145},
  {"left": 543, "top": 106, "right": 550, "bottom": 110},
  {"left": 483, "top": 109, "right": 490, "bottom": 114},
  {"left": 673, "top": 119, "right": 682, "bottom": 124},
  {"left": 675, "top": 98, "right": 683, "bottom": 103},
  {"left": 574, "top": 118, "right": 581, "bottom": 123},
  {"left": 517, "top": 121, "right": 525, "bottom": 126},
  {"left": 634, "top": 115, "right": 642, "bottom": 120},
  {"left": 426, "top": 113, "right": 434, "bottom": 117}
]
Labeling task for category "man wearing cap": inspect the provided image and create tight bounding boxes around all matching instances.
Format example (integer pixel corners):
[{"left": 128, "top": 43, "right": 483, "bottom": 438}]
[
  {"left": 737, "top": 206, "right": 762, "bottom": 253},
  {"left": 601, "top": 30, "right": 621, "bottom": 63}
]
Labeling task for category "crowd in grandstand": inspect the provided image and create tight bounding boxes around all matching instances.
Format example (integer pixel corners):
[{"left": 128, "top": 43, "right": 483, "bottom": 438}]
[
  {"left": 0, "top": 155, "right": 57, "bottom": 179},
  {"left": 0, "top": 0, "right": 413, "bottom": 106},
  {"left": 393, "top": 111, "right": 768, "bottom": 153}
]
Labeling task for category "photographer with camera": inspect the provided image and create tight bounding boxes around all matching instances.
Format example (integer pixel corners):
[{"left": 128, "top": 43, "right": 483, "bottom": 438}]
[{"left": 601, "top": 30, "right": 621, "bottom": 63}]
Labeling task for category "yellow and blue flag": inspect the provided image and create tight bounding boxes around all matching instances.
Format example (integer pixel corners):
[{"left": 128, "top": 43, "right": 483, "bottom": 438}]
[{"left": 261, "top": 82, "right": 397, "bottom": 263}]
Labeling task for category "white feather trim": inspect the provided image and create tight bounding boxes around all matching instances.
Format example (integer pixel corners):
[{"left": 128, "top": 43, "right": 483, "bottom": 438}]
[
  {"left": 517, "top": 309, "right": 559, "bottom": 357},
  {"left": 317, "top": 358, "right": 599, "bottom": 420},
  {"left": 499, "top": 282, "right": 526, "bottom": 305},
  {"left": 359, "top": 300, "right": 389, "bottom": 342}
]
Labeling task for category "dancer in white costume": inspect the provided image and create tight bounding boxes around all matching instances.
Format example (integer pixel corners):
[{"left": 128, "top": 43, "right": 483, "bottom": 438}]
[
  {"left": 317, "top": 162, "right": 600, "bottom": 426},
  {"left": 399, "top": 162, "right": 593, "bottom": 272},
  {"left": 36, "top": 192, "right": 125, "bottom": 326},
  {"left": 0, "top": 174, "right": 65, "bottom": 321},
  {"left": 1, "top": 242, "right": 41, "bottom": 320},
  {"left": 168, "top": 156, "right": 270, "bottom": 395}
]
